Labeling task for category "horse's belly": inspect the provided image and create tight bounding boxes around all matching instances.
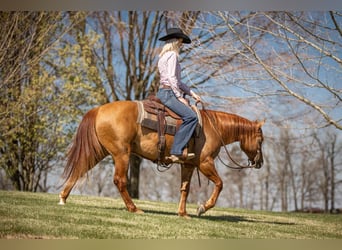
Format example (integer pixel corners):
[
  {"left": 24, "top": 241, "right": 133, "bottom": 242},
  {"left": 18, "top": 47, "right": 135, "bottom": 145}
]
[{"left": 132, "top": 127, "right": 172, "bottom": 161}]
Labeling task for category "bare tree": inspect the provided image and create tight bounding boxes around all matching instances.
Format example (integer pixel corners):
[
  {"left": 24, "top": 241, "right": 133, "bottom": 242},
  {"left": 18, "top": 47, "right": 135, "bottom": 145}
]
[
  {"left": 313, "top": 129, "right": 342, "bottom": 213},
  {"left": 184, "top": 11, "right": 342, "bottom": 212},
  {"left": 218, "top": 11, "right": 341, "bottom": 129},
  {"left": 91, "top": 11, "right": 164, "bottom": 198},
  {"left": 64, "top": 11, "right": 231, "bottom": 199}
]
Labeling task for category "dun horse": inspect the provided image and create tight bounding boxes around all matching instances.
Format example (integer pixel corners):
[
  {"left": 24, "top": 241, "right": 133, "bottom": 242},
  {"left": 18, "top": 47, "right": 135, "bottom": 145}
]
[{"left": 59, "top": 100, "right": 264, "bottom": 217}]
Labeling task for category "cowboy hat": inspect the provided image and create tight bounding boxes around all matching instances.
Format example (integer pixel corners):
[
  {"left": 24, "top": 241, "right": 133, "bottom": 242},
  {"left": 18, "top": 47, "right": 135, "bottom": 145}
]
[{"left": 158, "top": 27, "right": 191, "bottom": 44}]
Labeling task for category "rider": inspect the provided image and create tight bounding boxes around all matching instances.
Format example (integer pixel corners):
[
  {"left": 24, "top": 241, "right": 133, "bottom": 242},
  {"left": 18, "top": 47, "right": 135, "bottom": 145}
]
[{"left": 157, "top": 27, "right": 202, "bottom": 163}]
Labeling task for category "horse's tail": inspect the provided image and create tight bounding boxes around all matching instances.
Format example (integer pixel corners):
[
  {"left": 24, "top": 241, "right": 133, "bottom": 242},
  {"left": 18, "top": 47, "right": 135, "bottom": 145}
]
[{"left": 62, "top": 107, "right": 108, "bottom": 184}]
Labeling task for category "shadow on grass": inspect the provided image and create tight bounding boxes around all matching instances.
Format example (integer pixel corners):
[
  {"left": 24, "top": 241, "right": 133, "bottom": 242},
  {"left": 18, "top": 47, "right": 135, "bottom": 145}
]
[
  {"left": 143, "top": 209, "right": 296, "bottom": 226},
  {"left": 75, "top": 203, "right": 178, "bottom": 217},
  {"left": 73, "top": 202, "right": 295, "bottom": 226},
  {"left": 139, "top": 209, "right": 179, "bottom": 217},
  {"left": 199, "top": 214, "right": 296, "bottom": 225}
]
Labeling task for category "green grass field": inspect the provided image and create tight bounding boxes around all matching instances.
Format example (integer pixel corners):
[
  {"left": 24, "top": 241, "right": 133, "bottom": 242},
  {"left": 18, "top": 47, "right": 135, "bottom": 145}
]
[{"left": 0, "top": 190, "right": 341, "bottom": 239}]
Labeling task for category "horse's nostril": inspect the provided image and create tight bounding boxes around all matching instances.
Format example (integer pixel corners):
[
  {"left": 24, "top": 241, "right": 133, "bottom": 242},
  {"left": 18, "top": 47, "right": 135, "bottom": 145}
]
[{"left": 256, "top": 162, "right": 263, "bottom": 169}]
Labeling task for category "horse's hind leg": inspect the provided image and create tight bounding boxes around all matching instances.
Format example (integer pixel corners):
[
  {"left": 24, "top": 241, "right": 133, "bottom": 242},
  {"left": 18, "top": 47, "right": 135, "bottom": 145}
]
[
  {"left": 59, "top": 179, "right": 77, "bottom": 205},
  {"left": 112, "top": 152, "right": 143, "bottom": 213}
]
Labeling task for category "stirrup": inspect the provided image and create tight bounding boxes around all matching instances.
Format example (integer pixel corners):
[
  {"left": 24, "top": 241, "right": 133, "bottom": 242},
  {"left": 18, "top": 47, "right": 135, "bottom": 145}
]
[{"left": 166, "top": 153, "right": 195, "bottom": 163}]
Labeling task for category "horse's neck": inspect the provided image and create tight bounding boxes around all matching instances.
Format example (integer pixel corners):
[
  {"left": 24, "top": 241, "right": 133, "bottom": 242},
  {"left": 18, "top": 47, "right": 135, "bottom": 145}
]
[{"left": 206, "top": 110, "right": 251, "bottom": 144}]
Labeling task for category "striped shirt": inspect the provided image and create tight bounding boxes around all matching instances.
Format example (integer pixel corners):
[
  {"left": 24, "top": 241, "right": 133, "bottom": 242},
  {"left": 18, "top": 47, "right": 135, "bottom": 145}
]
[{"left": 158, "top": 51, "right": 191, "bottom": 98}]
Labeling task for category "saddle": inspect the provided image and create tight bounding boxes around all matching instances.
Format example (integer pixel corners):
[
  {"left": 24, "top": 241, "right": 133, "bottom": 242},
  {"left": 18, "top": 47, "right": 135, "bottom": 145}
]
[{"left": 137, "top": 95, "right": 201, "bottom": 164}]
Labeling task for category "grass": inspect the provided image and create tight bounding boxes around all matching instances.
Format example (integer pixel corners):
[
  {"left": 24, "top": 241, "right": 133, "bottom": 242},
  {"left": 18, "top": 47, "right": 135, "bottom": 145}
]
[{"left": 0, "top": 190, "right": 342, "bottom": 239}]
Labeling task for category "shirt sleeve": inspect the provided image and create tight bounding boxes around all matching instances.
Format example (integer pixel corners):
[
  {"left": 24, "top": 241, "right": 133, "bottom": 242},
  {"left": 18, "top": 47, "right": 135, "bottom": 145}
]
[{"left": 179, "top": 81, "right": 191, "bottom": 96}]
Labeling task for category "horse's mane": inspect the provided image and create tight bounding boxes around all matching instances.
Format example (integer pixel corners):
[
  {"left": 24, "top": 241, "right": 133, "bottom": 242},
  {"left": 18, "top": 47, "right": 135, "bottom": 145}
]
[{"left": 201, "top": 109, "right": 259, "bottom": 142}]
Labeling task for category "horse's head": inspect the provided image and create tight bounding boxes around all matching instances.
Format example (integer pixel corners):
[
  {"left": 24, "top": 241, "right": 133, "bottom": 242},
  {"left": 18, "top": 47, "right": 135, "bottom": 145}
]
[{"left": 240, "top": 119, "right": 265, "bottom": 169}]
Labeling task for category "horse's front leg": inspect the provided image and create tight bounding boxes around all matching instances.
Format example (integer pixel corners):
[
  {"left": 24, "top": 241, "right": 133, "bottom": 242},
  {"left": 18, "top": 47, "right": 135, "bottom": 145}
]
[
  {"left": 197, "top": 158, "right": 223, "bottom": 216},
  {"left": 178, "top": 164, "right": 195, "bottom": 218}
]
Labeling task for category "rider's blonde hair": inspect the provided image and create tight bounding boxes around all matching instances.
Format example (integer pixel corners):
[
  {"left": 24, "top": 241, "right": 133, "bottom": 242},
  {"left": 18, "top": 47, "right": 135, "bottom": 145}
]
[{"left": 159, "top": 38, "right": 182, "bottom": 57}]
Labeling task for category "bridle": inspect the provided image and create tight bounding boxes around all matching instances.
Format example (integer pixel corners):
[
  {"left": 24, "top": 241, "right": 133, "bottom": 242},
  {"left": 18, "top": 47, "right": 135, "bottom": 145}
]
[
  {"left": 156, "top": 101, "right": 262, "bottom": 172},
  {"left": 217, "top": 145, "right": 261, "bottom": 170},
  {"left": 198, "top": 101, "right": 262, "bottom": 170}
]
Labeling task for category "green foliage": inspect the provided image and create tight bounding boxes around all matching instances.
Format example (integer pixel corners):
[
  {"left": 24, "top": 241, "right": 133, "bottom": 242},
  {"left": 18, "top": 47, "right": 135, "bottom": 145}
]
[
  {"left": 1, "top": 191, "right": 342, "bottom": 239},
  {"left": 0, "top": 12, "right": 94, "bottom": 191}
]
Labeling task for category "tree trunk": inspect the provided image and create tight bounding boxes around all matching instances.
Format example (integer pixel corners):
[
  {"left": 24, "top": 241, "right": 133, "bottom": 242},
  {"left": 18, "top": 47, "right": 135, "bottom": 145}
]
[
  {"left": 288, "top": 160, "right": 298, "bottom": 211},
  {"left": 265, "top": 157, "right": 271, "bottom": 210},
  {"left": 128, "top": 154, "right": 142, "bottom": 199},
  {"left": 330, "top": 139, "right": 335, "bottom": 213},
  {"left": 322, "top": 156, "right": 329, "bottom": 213}
]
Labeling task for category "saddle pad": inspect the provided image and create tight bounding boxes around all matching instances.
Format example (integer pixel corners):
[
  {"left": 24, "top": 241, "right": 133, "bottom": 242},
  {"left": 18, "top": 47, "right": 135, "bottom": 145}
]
[{"left": 135, "top": 101, "right": 202, "bottom": 136}]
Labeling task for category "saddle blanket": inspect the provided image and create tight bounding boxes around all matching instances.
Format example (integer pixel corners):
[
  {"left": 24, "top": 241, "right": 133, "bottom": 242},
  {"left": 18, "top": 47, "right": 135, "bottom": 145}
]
[{"left": 135, "top": 101, "right": 202, "bottom": 136}]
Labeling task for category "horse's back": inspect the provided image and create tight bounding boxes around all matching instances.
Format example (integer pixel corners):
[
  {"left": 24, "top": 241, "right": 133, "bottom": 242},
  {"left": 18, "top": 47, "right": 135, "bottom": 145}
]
[{"left": 98, "top": 100, "right": 138, "bottom": 118}]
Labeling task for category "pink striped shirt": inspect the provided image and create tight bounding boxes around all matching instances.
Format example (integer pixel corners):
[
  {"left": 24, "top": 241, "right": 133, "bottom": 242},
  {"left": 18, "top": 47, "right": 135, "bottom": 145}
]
[{"left": 158, "top": 51, "right": 191, "bottom": 98}]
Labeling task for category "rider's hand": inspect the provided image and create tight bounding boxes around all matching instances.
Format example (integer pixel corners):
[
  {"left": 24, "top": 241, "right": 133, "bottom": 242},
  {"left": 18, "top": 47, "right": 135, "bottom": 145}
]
[{"left": 191, "top": 92, "right": 202, "bottom": 103}]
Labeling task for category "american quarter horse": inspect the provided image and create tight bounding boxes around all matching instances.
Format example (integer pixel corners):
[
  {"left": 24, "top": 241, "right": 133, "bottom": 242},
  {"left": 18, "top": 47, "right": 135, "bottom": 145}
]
[{"left": 59, "top": 100, "right": 265, "bottom": 217}]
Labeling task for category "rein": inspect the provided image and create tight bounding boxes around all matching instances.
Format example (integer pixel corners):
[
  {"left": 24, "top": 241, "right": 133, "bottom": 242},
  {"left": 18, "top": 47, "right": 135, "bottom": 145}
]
[
  {"left": 197, "top": 101, "right": 257, "bottom": 171},
  {"left": 155, "top": 101, "right": 257, "bottom": 175}
]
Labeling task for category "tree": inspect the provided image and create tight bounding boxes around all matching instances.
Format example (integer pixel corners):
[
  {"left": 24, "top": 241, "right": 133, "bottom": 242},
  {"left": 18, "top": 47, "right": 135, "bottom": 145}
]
[
  {"left": 72, "top": 11, "right": 165, "bottom": 198},
  {"left": 313, "top": 129, "right": 342, "bottom": 213},
  {"left": 61, "top": 11, "right": 229, "bottom": 199},
  {"left": 218, "top": 11, "right": 341, "bottom": 130},
  {"left": 0, "top": 12, "right": 84, "bottom": 191},
  {"left": 184, "top": 11, "right": 342, "bottom": 212}
]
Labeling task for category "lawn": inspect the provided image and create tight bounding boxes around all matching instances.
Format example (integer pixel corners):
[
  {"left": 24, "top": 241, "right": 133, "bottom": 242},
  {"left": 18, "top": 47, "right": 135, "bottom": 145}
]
[{"left": 1, "top": 190, "right": 341, "bottom": 239}]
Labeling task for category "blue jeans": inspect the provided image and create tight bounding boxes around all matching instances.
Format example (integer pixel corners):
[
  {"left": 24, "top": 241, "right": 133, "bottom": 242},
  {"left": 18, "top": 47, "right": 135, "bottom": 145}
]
[{"left": 157, "top": 88, "right": 198, "bottom": 155}]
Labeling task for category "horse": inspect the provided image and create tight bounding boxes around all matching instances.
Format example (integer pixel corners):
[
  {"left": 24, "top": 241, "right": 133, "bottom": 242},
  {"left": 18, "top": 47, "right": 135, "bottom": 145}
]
[{"left": 59, "top": 100, "right": 265, "bottom": 217}]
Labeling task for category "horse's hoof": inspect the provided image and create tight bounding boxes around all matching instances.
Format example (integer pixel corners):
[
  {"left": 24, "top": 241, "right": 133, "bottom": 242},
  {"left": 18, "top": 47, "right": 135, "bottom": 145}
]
[
  {"left": 58, "top": 200, "right": 65, "bottom": 205},
  {"left": 179, "top": 214, "right": 192, "bottom": 219},
  {"left": 134, "top": 208, "right": 144, "bottom": 214},
  {"left": 197, "top": 204, "right": 206, "bottom": 216},
  {"left": 58, "top": 196, "right": 66, "bottom": 205}
]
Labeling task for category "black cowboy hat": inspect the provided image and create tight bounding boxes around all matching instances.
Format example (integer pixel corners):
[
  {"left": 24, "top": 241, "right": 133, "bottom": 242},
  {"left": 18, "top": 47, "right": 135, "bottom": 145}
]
[{"left": 158, "top": 27, "right": 191, "bottom": 44}]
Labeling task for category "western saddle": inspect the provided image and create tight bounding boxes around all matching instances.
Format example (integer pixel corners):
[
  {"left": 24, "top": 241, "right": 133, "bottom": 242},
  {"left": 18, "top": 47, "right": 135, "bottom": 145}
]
[{"left": 138, "top": 95, "right": 201, "bottom": 164}]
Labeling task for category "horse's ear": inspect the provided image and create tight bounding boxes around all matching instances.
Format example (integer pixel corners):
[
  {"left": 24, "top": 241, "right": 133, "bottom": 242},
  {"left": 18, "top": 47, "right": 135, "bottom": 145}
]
[{"left": 257, "top": 119, "right": 266, "bottom": 127}]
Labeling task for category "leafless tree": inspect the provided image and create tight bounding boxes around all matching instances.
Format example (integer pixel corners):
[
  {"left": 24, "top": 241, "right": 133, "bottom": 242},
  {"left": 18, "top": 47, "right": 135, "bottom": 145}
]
[
  {"left": 313, "top": 129, "right": 342, "bottom": 212},
  {"left": 215, "top": 11, "right": 341, "bottom": 130}
]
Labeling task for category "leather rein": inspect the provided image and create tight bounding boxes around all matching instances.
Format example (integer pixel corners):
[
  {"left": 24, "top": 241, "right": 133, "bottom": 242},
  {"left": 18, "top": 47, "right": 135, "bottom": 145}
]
[
  {"left": 156, "top": 101, "right": 259, "bottom": 172},
  {"left": 198, "top": 101, "right": 259, "bottom": 171}
]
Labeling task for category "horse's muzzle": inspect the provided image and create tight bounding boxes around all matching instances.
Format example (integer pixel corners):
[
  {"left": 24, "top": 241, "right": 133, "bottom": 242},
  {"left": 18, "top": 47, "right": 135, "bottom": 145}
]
[
  {"left": 249, "top": 149, "right": 263, "bottom": 169},
  {"left": 248, "top": 160, "right": 263, "bottom": 169}
]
